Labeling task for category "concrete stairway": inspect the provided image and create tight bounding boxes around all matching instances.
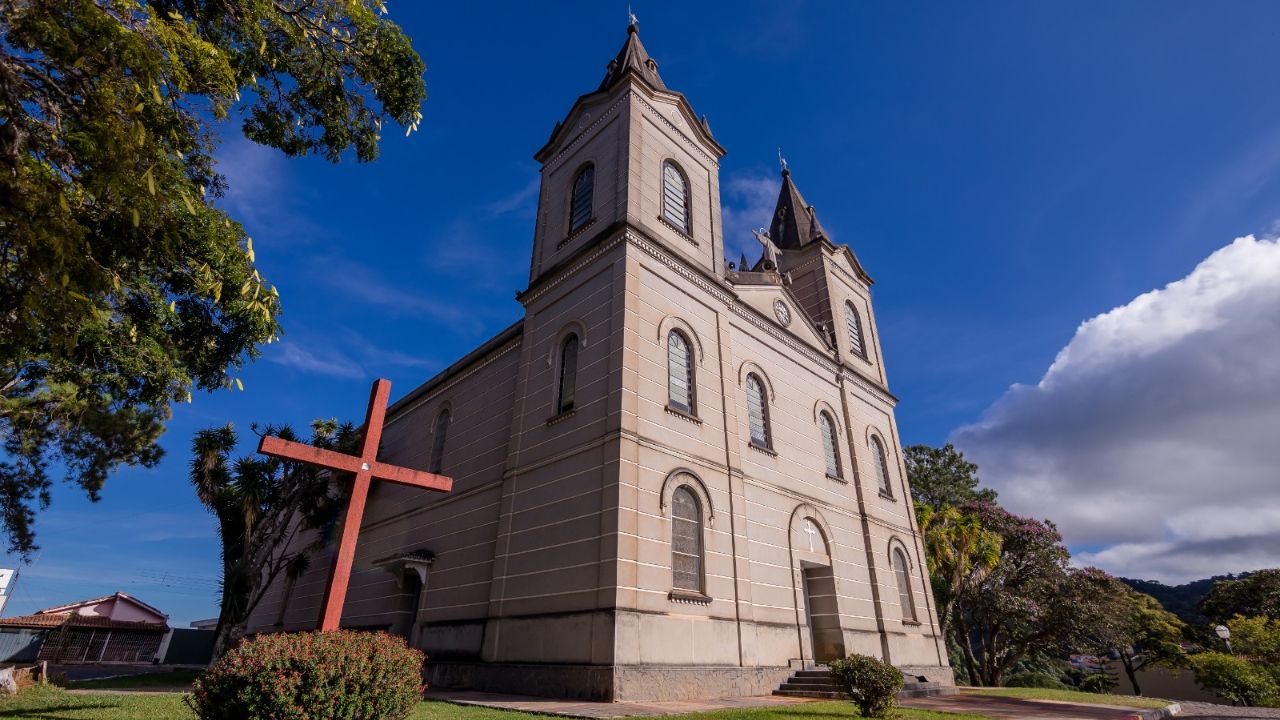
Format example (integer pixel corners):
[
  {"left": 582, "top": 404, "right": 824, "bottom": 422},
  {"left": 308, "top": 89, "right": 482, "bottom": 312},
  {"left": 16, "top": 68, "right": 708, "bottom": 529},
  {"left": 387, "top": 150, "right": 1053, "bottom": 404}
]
[{"left": 773, "top": 668, "right": 954, "bottom": 700}]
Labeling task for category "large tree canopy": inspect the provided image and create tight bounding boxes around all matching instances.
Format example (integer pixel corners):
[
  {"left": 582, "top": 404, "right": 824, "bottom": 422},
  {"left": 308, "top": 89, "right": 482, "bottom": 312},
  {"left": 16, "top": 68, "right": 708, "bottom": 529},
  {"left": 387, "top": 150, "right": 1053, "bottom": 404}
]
[
  {"left": 0, "top": 0, "right": 425, "bottom": 554},
  {"left": 1200, "top": 570, "right": 1280, "bottom": 623},
  {"left": 904, "top": 443, "right": 997, "bottom": 512}
]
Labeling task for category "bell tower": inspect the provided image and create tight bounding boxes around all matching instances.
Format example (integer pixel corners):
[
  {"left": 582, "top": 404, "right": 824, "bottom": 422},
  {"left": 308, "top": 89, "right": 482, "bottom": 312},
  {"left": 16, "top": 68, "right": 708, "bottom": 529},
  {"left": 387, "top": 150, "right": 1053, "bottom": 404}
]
[{"left": 529, "top": 21, "right": 727, "bottom": 282}]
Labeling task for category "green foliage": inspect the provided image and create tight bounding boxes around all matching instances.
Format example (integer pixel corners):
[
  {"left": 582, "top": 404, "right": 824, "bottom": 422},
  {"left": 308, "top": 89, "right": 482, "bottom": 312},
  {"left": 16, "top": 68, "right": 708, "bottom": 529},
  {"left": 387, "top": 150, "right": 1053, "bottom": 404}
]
[
  {"left": 903, "top": 443, "right": 997, "bottom": 512},
  {"left": 190, "top": 419, "right": 358, "bottom": 656},
  {"left": 0, "top": 0, "right": 425, "bottom": 555},
  {"left": 1076, "top": 672, "right": 1118, "bottom": 694},
  {"left": 188, "top": 630, "right": 425, "bottom": 720},
  {"left": 916, "top": 502, "right": 1001, "bottom": 641},
  {"left": 1078, "top": 578, "right": 1188, "bottom": 696},
  {"left": 1005, "top": 670, "right": 1069, "bottom": 690},
  {"left": 828, "top": 654, "right": 903, "bottom": 719},
  {"left": 1201, "top": 570, "right": 1280, "bottom": 623},
  {"left": 1225, "top": 614, "right": 1280, "bottom": 663},
  {"left": 1190, "top": 652, "right": 1280, "bottom": 707}
]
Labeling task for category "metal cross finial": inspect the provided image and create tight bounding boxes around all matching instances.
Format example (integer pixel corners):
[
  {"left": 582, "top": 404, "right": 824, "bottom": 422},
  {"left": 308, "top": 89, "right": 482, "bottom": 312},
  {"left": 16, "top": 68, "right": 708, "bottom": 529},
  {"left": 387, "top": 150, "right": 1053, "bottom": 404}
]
[
  {"left": 628, "top": 4, "right": 638, "bottom": 27},
  {"left": 778, "top": 147, "right": 788, "bottom": 173}
]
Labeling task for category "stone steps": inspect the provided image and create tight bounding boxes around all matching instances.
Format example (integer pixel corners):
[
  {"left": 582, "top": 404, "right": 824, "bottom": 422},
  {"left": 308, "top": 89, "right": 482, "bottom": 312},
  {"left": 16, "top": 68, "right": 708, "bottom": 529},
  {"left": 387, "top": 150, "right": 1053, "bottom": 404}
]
[{"left": 772, "top": 667, "right": 955, "bottom": 701}]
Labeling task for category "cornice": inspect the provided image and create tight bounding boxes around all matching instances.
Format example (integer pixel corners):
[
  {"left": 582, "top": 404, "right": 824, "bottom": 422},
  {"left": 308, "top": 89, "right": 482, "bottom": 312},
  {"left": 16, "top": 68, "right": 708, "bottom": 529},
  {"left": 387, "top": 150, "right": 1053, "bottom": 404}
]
[
  {"left": 631, "top": 91, "right": 720, "bottom": 166},
  {"left": 543, "top": 90, "right": 631, "bottom": 174}
]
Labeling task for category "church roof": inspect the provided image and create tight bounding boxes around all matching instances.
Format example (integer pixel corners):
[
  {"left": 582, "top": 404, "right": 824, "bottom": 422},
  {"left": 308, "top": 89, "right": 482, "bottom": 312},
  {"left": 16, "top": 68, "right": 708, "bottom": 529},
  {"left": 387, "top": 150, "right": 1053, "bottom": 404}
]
[
  {"left": 769, "top": 168, "right": 830, "bottom": 250},
  {"left": 598, "top": 20, "right": 667, "bottom": 92}
]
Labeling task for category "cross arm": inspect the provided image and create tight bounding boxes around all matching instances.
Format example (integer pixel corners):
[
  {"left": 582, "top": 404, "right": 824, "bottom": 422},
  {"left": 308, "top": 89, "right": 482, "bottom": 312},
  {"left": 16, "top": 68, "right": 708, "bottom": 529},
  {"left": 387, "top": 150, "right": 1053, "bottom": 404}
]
[{"left": 257, "top": 436, "right": 453, "bottom": 493}]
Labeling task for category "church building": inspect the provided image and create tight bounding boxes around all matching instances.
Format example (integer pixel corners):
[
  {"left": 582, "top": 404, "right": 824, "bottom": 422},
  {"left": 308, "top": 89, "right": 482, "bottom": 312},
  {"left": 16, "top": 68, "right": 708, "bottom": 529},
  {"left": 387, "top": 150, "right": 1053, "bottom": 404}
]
[{"left": 249, "top": 20, "right": 952, "bottom": 701}]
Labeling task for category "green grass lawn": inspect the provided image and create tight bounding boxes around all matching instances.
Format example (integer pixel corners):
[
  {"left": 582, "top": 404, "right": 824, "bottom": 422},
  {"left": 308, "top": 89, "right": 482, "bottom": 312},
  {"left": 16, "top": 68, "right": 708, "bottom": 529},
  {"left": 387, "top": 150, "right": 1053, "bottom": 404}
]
[
  {"left": 68, "top": 669, "right": 200, "bottom": 690},
  {"left": 962, "top": 686, "right": 1171, "bottom": 709},
  {"left": 0, "top": 688, "right": 989, "bottom": 720}
]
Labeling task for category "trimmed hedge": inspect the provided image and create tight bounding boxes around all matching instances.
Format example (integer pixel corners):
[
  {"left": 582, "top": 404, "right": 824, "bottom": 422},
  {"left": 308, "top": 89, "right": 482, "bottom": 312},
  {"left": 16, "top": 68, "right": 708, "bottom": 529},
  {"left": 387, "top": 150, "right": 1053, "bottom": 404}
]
[
  {"left": 828, "top": 653, "right": 903, "bottom": 718},
  {"left": 189, "top": 630, "right": 424, "bottom": 720}
]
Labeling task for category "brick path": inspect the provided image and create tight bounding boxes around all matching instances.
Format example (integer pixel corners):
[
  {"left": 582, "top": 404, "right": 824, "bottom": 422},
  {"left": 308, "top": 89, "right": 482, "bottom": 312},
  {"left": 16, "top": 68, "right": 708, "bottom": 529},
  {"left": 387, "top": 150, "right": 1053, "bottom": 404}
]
[{"left": 424, "top": 689, "right": 819, "bottom": 718}]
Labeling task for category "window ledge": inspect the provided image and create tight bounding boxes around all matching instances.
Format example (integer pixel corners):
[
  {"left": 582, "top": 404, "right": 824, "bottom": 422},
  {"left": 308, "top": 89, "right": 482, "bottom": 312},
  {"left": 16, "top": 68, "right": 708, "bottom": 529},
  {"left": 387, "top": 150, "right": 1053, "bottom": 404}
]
[
  {"left": 902, "top": 619, "right": 923, "bottom": 627},
  {"left": 664, "top": 405, "right": 702, "bottom": 425},
  {"left": 558, "top": 218, "right": 597, "bottom": 249},
  {"left": 878, "top": 490, "right": 897, "bottom": 501},
  {"left": 826, "top": 473, "right": 847, "bottom": 484},
  {"left": 748, "top": 442, "right": 777, "bottom": 457},
  {"left": 668, "top": 590, "right": 712, "bottom": 605},
  {"left": 546, "top": 409, "right": 577, "bottom": 426},
  {"left": 657, "top": 215, "right": 698, "bottom": 246}
]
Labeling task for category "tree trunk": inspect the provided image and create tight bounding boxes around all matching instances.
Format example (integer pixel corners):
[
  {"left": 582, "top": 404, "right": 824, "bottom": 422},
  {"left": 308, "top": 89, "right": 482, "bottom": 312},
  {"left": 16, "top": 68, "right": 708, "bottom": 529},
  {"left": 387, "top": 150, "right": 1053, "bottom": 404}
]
[
  {"left": 956, "top": 618, "right": 982, "bottom": 686},
  {"left": 1121, "top": 654, "right": 1142, "bottom": 696}
]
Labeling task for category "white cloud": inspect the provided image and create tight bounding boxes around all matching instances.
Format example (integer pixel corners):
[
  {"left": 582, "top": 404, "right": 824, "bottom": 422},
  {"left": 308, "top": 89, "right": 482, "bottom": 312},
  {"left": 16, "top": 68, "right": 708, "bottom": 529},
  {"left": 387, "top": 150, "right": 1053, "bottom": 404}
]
[
  {"left": 952, "top": 235, "right": 1280, "bottom": 584},
  {"left": 721, "top": 172, "right": 779, "bottom": 266},
  {"left": 268, "top": 342, "right": 365, "bottom": 379}
]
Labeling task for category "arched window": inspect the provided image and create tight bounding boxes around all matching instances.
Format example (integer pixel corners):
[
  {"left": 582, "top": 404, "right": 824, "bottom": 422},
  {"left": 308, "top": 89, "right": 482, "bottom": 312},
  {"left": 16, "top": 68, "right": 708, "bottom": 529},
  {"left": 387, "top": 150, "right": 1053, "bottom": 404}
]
[
  {"left": 745, "top": 373, "right": 771, "bottom": 449},
  {"left": 429, "top": 408, "right": 450, "bottom": 474},
  {"left": 870, "top": 435, "right": 892, "bottom": 497},
  {"left": 569, "top": 164, "right": 594, "bottom": 233},
  {"left": 661, "top": 161, "right": 689, "bottom": 233},
  {"left": 845, "top": 302, "right": 867, "bottom": 360},
  {"left": 557, "top": 334, "right": 578, "bottom": 414},
  {"left": 670, "top": 485, "right": 704, "bottom": 592},
  {"left": 819, "top": 412, "right": 841, "bottom": 478},
  {"left": 667, "top": 330, "right": 695, "bottom": 415},
  {"left": 892, "top": 547, "right": 918, "bottom": 622}
]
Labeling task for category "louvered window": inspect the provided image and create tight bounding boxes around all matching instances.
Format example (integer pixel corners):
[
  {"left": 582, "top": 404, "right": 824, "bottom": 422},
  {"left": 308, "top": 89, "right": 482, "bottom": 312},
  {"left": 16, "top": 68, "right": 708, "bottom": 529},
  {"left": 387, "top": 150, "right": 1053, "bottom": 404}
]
[
  {"left": 845, "top": 302, "right": 867, "bottom": 359},
  {"left": 429, "top": 409, "right": 450, "bottom": 474},
  {"left": 871, "top": 436, "right": 892, "bottom": 496},
  {"left": 746, "top": 374, "right": 771, "bottom": 449},
  {"left": 893, "top": 548, "right": 918, "bottom": 621},
  {"left": 662, "top": 161, "right": 689, "bottom": 233},
  {"left": 671, "top": 485, "right": 703, "bottom": 592},
  {"left": 558, "top": 334, "right": 578, "bottom": 414},
  {"left": 569, "top": 165, "right": 594, "bottom": 233},
  {"left": 819, "top": 412, "right": 841, "bottom": 478},
  {"left": 667, "top": 330, "right": 695, "bottom": 414}
]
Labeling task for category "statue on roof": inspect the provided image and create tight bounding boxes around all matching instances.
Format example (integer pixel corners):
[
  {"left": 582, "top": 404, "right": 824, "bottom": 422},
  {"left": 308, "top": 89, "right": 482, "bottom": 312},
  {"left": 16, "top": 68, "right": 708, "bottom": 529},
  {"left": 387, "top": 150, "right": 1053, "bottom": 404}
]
[{"left": 752, "top": 227, "right": 780, "bottom": 270}]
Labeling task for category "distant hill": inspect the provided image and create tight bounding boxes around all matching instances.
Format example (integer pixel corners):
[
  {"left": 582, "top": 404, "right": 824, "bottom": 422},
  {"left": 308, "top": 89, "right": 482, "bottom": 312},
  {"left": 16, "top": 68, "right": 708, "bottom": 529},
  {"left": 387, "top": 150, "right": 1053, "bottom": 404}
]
[
  {"left": 1120, "top": 577, "right": 1218, "bottom": 625},
  {"left": 1119, "top": 574, "right": 1246, "bottom": 626}
]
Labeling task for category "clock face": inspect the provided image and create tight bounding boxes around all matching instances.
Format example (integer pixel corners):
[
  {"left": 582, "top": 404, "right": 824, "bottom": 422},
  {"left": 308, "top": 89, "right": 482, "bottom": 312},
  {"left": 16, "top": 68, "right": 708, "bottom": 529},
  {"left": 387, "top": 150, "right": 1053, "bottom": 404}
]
[{"left": 773, "top": 299, "right": 792, "bottom": 326}]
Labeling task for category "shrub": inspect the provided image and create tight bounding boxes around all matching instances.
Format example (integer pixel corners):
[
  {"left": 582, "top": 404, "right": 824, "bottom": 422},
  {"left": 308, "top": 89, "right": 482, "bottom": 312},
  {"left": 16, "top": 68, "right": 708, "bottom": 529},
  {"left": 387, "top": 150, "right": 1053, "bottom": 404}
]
[
  {"left": 828, "top": 654, "right": 904, "bottom": 718},
  {"left": 1006, "top": 670, "right": 1069, "bottom": 690},
  {"left": 189, "top": 630, "right": 424, "bottom": 720},
  {"left": 1190, "top": 652, "right": 1280, "bottom": 708}
]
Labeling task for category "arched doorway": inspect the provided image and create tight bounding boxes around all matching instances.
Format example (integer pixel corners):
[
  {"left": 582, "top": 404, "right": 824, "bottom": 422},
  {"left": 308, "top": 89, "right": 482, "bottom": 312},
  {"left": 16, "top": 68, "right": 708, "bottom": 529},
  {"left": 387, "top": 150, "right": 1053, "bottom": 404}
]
[{"left": 791, "top": 514, "right": 845, "bottom": 663}]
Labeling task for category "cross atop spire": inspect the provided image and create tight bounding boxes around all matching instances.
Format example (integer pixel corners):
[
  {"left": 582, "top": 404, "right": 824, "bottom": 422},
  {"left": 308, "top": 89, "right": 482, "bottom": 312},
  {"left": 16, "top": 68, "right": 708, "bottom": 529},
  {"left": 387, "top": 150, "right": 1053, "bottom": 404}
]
[
  {"left": 778, "top": 148, "right": 789, "bottom": 175},
  {"left": 599, "top": 16, "right": 667, "bottom": 92}
]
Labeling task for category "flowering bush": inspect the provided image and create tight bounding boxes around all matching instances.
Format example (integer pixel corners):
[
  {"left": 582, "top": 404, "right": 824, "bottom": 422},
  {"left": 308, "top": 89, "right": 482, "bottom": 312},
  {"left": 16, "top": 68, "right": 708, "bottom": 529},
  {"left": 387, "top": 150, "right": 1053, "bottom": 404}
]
[
  {"left": 828, "top": 653, "right": 903, "bottom": 718},
  {"left": 189, "top": 630, "right": 424, "bottom": 720}
]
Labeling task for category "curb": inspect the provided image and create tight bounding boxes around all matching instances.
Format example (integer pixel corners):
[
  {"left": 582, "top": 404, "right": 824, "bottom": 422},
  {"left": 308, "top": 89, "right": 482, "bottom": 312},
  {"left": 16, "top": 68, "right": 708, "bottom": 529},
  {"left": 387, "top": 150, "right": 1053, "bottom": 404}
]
[{"left": 1124, "top": 702, "right": 1181, "bottom": 720}]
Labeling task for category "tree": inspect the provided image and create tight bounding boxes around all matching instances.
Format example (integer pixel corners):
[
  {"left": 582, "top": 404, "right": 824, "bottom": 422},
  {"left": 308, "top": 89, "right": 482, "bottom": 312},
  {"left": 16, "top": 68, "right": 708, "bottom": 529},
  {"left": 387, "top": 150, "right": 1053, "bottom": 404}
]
[
  {"left": 0, "top": 0, "right": 426, "bottom": 555},
  {"left": 190, "top": 420, "right": 358, "bottom": 656},
  {"left": 904, "top": 443, "right": 997, "bottom": 512},
  {"left": 1200, "top": 570, "right": 1280, "bottom": 623},
  {"left": 916, "top": 502, "right": 1001, "bottom": 641},
  {"left": 950, "top": 502, "right": 1113, "bottom": 686},
  {"left": 1083, "top": 579, "right": 1188, "bottom": 695}
]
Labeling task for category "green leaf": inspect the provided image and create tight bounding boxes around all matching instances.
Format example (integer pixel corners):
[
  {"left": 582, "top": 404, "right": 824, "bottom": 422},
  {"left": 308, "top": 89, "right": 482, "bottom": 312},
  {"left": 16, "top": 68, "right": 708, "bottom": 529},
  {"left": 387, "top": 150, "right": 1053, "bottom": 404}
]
[{"left": 131, "top": 208, "right": 140, "bottom": 227}]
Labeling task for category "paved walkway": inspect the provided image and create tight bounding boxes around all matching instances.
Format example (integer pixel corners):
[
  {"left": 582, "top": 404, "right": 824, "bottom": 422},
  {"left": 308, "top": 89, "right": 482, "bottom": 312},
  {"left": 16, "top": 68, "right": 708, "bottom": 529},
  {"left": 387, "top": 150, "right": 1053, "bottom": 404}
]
[
  {"left": 901, "top": 694, "right": 1166, "bottom": 719},
  {"left": 424, "top": 689, "right": 818, "bottom": 718},
  {"left": 1176, "top": 702, "right": 1280, "bottom": 719}
]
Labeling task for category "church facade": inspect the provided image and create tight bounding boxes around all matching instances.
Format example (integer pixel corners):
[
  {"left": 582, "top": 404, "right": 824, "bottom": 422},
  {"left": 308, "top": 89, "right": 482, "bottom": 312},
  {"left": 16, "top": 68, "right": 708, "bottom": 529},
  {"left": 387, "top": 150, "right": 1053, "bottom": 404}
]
[{"left": 249, "top": 22, "right": 952, "bottom": 701}]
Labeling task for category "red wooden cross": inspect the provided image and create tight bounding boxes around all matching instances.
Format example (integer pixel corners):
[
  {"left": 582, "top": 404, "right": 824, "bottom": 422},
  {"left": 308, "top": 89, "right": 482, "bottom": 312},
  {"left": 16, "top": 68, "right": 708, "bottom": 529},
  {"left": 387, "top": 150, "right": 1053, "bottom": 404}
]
[{"left": 257, "top": 378, "right": 452, "bottom": 631}]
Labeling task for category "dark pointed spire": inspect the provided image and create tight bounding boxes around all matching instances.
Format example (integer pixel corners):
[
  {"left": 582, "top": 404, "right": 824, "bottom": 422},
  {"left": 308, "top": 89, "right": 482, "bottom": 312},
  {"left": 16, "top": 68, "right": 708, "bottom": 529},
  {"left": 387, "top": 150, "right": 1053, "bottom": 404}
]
[
  {"left": 768, "top": 165, "right": 830, "bottom": 250},
  {"left": 599, "top": 20, "right": 667, "bottom": 92},
  {"left": 738, "top": 252, "right": 750, "bottom": 270}
]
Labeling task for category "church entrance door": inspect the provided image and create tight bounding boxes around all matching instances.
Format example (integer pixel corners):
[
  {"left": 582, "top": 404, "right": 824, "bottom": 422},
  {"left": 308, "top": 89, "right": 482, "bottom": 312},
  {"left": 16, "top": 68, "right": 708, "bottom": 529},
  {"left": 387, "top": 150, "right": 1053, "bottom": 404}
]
[{"left": 802, "top": 563, "right": 845, "bottom": 663}]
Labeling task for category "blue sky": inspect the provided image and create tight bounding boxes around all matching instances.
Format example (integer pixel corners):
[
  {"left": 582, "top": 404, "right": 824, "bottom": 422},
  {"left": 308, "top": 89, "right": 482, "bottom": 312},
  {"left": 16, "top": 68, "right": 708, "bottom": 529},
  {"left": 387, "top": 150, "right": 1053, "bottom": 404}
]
[{"left": 7, "top": 2, "right": 1280, "bottom": 624}]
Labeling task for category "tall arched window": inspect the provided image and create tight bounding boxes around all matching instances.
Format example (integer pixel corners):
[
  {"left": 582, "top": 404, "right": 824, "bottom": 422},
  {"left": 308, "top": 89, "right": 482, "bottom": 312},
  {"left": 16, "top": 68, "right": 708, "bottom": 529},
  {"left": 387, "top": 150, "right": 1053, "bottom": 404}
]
[
  {"left": 558, "top": 334, "right": 578, "bottom": 414},
  {"left": 745, "top": 373, "right": 771, "bottom": 449},
  {"left": 429, "top": 408, "right": 450, "bottom": 474},
  {"left": 667, "top": 330, "right": 695, "bottom": 415},
  {"left": 670, "top": 485, "right": 704, "bottom": 592},
  {"left": 819, "top": 412, "right": 841, "bottom": 478},
  {"left": 892, "top": 547, "right": 918, "bottom": 622},
  {"left": 870, "top": 435, "right": 892, "bottom": 497},
  {"left": 661, "top": 161, "right": 689, "bottom": 233},
  {"left": 845, "top": 302, "right": 867, "bottom": 359},
  {"left": 569, "top": 164, "right": 594, "bottom": 233}
]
